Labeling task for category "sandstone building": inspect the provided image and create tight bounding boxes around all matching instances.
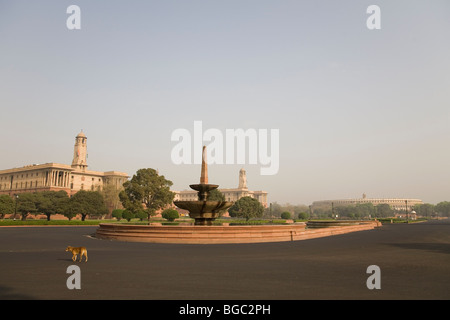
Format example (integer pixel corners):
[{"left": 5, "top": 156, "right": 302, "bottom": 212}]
[
  {"left": 312, "top": 193, "right": 423, "bottom": 211},
  {"left": 173, "top": 168, "right": 268, "bottom": 207},
  {"left": 0, "top": 131, "right": 128, "bottom": 198}
]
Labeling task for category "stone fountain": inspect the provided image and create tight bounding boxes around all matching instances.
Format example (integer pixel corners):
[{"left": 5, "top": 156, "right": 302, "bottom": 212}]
[
  {"left": 96, "top": 146, "right": 379, "bottom": 244},
  {"left": 174, "top": 146, "right": 234, "bottom": 225}
]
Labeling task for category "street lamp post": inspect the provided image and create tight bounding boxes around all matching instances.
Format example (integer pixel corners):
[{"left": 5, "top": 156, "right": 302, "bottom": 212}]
[
  {"left": 14, "top": 194, "right": 19, "bottom": 220},
  {"left": 405, "top": 199, "right": 409, "bottom": 223},
  {"left": 331, "top": 202, "right": 335, "bottom": 219}
]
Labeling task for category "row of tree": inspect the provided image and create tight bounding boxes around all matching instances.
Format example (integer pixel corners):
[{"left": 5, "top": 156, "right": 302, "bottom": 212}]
[
  {"left": 259, "top": 201, "right": 450, "bottom": 220},
  {"left": 413, "top": 202, "right": 450, "bottom": 218},
  {"left": 0, "top": 190, "right": 107, "bottom": 221},
  {"left": 0, "top": 168, "right": 174, "bottom": 221},
  {"left": 311, "top": 201, "right": 450, "bottom": 219},
  {"left": 2, "top": 166, "right": 450, "bottom": 222},
  {"left": 112, "top": 208, "right": 181, "bottom": 222},
  {"left": 264, "top": 202, "right": 310, "bottom": 219},
  {"left": 331, "top": 203, "right": 394, "bottom": 219}
]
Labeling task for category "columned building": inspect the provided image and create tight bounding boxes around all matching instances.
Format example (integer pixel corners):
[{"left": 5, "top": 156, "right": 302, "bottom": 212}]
[
  {"left": 311, "top": 194, "right": 423, "bottom": 211},
  {"left": 173, "top": 168, "right": 268, "bottom": 208},
  {"left": 0, "top": 131, "right": 128, "bottom": 197}
]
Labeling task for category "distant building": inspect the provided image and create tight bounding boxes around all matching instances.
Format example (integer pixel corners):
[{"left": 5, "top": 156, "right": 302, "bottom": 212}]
[
  {"left": 0, "top": 131, "right": 128, "bottom": 199},
  {"left": 312, "top": 193, "right": 423, "bottom": 211},
  {"left": 173, "top": 168, "right": 268, "bottom": 208}
]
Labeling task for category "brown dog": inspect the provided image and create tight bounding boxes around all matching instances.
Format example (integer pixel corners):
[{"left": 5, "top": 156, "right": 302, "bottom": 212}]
[{"left": 66, "top": 246, "right": 88, "bottom": 262}]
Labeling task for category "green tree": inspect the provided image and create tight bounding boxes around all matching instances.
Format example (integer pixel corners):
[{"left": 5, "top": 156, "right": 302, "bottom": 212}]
[
  {"left": 68, "top": 190, "right": 108, "bottom": 221},
  {"left": 208, "top": 189, "right": 225, "bottom": 201},
  {"left": 122, "top": 209, "right": 135, "bottom": 222},
  {"left": 293, "top": 204, "right": 309, "bottom": 217},
  {"left": 335, "top": 205, "right": 355, "bottom": 219},
  {"left": 64, "top": 204, "right": 78, "bottom": 221},
  {"left": 135, "top": 210, "right": 147, "bottom": 221},
  {"left": 101, "top": 183, "right": 123, "bottom": 216},
  {"left": 355, "top": 203, "right": 375, "bottom": 218},
  {"left": 119, "top": 168, "right": 175, "bottom": 222},
  {"left": 0, "top": 195, "right": 14, "bottom": 219},
  {"left": 16, "top": 193, "right": 38, "bottom": 221},
  {"left": 435, "top": 201, "right": 450, "bottom": 217},
  {"left": 207, "top": 189, "right": 229, "bottom": 216},
  {"left": 35, "top": 191, "right": 70, "bottom": 221},
  {"left": 312, "top": 207, "right": 332, "bottom": 219},
  {"left": 228, "top": 196, "right": 264, "bottom": 221},
  {"left": 162, "top": 208, "right": 179, "bottom": 222},
  {"left": 270, "top": 202, "right": 283, "bottom": 217},
  {"left": 112, "top": 209, "right": 124, "bottom": 221},
  {"left": 266, "top": 203, "right": 310, "bottom": 218},
  {"left": 413, "top": 203, "right": 435, "bottom": 219},
  {"left": 280, "top": 211, "right": 291, "bottom": 219},
  {"left": 297, "top": 212, "right": 309, "bottom": 220},
  {"left": 375, "top": 203, "right": 393, "bottom": 218}
]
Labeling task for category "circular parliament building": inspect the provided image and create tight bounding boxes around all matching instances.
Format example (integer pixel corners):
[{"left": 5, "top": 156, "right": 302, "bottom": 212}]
[{"left": 312, "top": 194, "right": 423, "bottom": 212}]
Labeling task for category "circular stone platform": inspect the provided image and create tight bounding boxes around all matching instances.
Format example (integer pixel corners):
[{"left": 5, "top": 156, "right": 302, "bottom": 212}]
[
  {"left": 306, "top": 220, "right": 382, "bottom": 228},
  {"left": 95, "top": 223, "right": 307, "bottom": 244},
  {"left": 95, "top": 221, "right": 380, "bottom": 244}
]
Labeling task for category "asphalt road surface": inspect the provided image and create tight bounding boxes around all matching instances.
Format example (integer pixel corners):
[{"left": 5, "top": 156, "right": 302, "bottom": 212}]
[{"left": 1, "top": 220, "right": 449, "bottom": 300}]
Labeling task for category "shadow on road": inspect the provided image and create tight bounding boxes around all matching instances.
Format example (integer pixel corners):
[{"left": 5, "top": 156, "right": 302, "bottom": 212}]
[
  {"left": 388, "top": 242, "right": 450, "bottom": 255},
  {"left": 0, "top": 285, "right": 36, "bottom": 300}
]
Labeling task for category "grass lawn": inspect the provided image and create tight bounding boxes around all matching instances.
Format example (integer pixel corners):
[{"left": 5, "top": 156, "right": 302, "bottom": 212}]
[
  {"left": 1, "top": 217, "right": 426, "bottom": 226},
  {"left": 0, "top": 217, "right": 302, "bottom": 226},
  {"left": 0, "top": 219, "right": 116, "bottom": 226}
]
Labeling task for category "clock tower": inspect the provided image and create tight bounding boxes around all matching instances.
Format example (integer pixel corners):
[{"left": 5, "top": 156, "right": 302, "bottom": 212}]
[{"left": 72, "top": 130, "right": 88, "bottom": 171}]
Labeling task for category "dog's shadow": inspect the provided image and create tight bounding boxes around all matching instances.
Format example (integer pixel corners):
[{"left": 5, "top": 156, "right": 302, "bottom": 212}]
[{"left": 57, "top": 258, "right": 76, "bottom": 262}]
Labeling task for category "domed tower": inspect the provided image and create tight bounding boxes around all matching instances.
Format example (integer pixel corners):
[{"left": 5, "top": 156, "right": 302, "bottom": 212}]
[
  {"left": 238, "top": 168, "right": 247, "bottom": 189},
  {"left": 72, "top": 130, "right": 88, "bottom": 171}
]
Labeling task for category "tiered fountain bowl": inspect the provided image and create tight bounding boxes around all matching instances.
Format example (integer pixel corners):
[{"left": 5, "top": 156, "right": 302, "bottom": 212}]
[
  {"left": 174, "top": 146, "right": 234, "bottom": 225},
  {"left": 174, "top": 183, "right": 233, "bottom": 226}
]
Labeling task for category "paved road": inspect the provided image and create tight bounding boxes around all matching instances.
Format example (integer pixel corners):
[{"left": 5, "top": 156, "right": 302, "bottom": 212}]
[{"left": 0, "top": 220, "right": 449, "bottom": 300}]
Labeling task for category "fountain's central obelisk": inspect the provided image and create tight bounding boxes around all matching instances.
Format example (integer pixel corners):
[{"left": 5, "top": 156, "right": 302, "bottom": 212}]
[
  {"left": 173, "top": 145, "right": 234, "bottom": 225},
  {"left": 200, "top": 145, "right": 208, "bottom": 184},
  {"left": 190, "top": 146, "right": 217, "bottom": 201}
]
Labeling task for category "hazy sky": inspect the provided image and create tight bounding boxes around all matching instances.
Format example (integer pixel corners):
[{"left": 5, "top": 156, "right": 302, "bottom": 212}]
[{"left": 1, "top": 1, "right": 449, "bottom": 205}]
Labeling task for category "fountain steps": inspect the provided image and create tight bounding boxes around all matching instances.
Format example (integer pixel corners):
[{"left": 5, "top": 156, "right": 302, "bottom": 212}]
[{"left": 95, "top": 221, "right": 380, "bottom": 244}]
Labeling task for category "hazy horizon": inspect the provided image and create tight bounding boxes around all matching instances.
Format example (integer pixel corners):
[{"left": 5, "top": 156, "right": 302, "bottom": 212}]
[{"left": 1, "top": 1, "right": 449, "bottom": 206}]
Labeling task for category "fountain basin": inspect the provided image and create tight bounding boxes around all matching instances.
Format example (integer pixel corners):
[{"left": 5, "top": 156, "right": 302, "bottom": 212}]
[
  {"left": 95, "top": 223, "right": 307, "bottom": 244},
  {"left": 189, "top": 183, "right": 219, "bottom": 201},
  {"left": 174, "top": 200, "right": 234, "bottom": 225},
  {"left": 95, "top": 220, "right": 380, "bottom": 244},
  {"left": 306, "top": 220, "right": 382, "bottom": 228}
]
